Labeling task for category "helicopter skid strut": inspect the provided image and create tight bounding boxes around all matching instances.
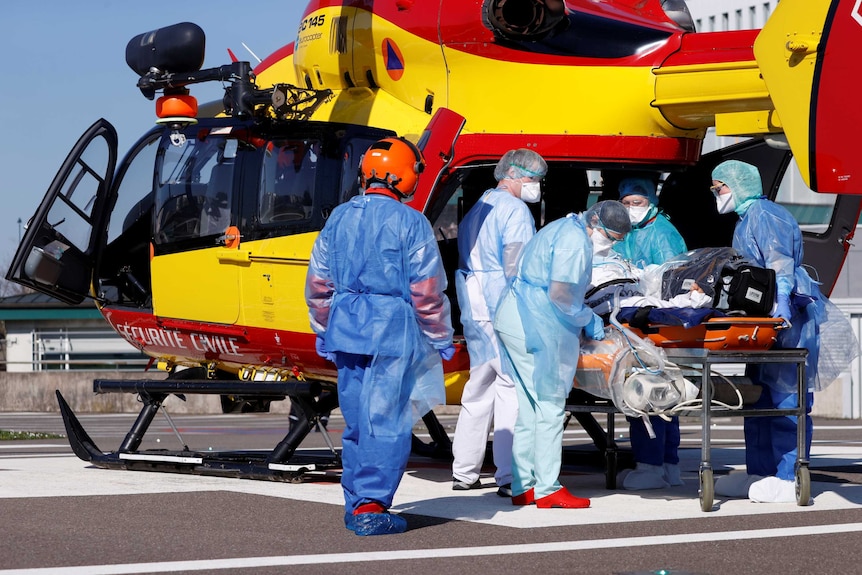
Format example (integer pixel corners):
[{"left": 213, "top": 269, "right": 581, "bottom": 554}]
[{"left": 56, "top": 379, "right": 342, "bottom": 483}]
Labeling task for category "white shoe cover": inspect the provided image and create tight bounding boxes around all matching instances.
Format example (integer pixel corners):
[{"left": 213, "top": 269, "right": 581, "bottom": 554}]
[
  {"left": 748, "top": 476, "right": 796, "bottom": 503},
  {"left": 714, "top": 471, "right": 765, "bottom": 498},
  {"left": 663, "top": 463, "right": 685, "bottom": 486},
  {"left": 622, "top": 463, "right": 670, "bottom": 490}
]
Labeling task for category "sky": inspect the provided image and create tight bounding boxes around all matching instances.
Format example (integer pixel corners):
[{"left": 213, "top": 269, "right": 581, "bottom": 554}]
[{"left": 0, "top": 1, "right": 308, "bottom": 279}]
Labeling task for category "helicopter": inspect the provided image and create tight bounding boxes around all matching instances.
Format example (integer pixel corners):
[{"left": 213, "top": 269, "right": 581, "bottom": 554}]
[{"left": 6, "top": 0, "right": 860, "bottom": 481}]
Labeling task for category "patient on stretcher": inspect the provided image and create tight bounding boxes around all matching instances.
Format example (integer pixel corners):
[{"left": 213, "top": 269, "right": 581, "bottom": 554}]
[{"left": 588, "top": 246, "right": 775, "bottom": 318}]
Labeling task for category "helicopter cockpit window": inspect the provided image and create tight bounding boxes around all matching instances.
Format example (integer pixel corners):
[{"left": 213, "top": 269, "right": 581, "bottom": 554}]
[
  {"left": 154, "top": 134, "right": 237, "bottom": 244},
  {"left": 259, "top": 139, "right": 318, "bottom": 224}
]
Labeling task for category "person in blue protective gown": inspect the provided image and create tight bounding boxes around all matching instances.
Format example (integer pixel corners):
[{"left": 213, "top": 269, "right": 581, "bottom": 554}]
[
  {"left": 305, "top": 137, "right": 455, "bottom": 534},
  {"left": 709, "top": 159, "right": 852, "bottom": 503},
  {"left": 494, "top": 201, "right": 629, "bottom": 508},
  {"left": 451, "top": 149, "right": 547, "bottom": 498},
  {"left": 612, "top": 178, "right": 689, "bottom": 490}
]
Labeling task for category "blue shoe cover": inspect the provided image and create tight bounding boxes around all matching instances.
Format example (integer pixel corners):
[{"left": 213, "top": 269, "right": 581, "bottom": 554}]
[
  {"left": 353, "top": 512, "right": 407, "bottom": 536},
  {"left": 344, "top": 511, "right": 357, "bottom": 532}
]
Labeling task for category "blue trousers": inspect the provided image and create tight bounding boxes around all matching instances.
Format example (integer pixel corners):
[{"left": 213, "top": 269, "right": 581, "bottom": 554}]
[
  {"left": 336, "top": 352, "right": 413, "bottom": 513},
  {"left": 744, "top": 386, "right": 813, "bottom": 480},
  {"left": 626, "top": 416, "right": 681, "bottom": 466}
]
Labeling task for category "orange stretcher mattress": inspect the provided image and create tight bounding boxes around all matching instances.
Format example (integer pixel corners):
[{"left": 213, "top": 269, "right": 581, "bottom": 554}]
[{"left": 623, "top": 317, "right": 785, "bottom": 350}]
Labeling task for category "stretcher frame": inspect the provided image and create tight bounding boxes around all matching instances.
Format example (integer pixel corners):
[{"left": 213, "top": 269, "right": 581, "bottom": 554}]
[{"left": 565, "top": 346, "right": 809, "bottom": 511}]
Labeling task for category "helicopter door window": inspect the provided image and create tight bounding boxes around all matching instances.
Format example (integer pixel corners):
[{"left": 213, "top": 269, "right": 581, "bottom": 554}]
[
  {"left": 155, "top": 134, "right": 237, "bottom": 244},
  {"left": 259, "top": 140, "right": 318, "bottom": 224},
  {"left": 41, "top": 137, "right": 110, "bottom": 253},
  {"left": 199, "top": 161, "right": 234, "bottom": 236}
]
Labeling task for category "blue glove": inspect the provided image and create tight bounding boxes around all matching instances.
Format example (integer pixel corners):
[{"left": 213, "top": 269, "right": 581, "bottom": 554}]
[
  {"left": 438, "top": 344, "right": 456, "bottom": 361},
  {"left": 315, "top": 336, "right": 336, "bottom": 362},
  {"left": 773, "top": 294, "right": 792, "bottom": 327},
  {"left": 585, "top": 313, "right": 606, "bottom": 341}
]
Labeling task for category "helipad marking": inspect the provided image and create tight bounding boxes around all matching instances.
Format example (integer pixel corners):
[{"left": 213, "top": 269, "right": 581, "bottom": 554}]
[{"left": 3, "top": 522, "right": 862, "bottom": 574}]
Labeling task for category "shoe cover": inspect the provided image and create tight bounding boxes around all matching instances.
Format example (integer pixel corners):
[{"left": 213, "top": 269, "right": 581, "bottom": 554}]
[
  {"left": 714, "top": 471, "right": 765, "bottom": 497},
  {"left": 622, "top": 463, "right": 670, "bottom": 490},
  {"left": 748, "top": 476, "right": 796, "bottom": 503},
  {"left": 663, "top": 463, "right": 685, "bottom": 487},
  {"left": 353, "top": 512, "right": 408, "bottom": 536},
  {"left": 344, "top": 511, "right": 357, "bottom": 532},
  {"left": 452, "top": 477, "right": 482, "bottom": 490}
]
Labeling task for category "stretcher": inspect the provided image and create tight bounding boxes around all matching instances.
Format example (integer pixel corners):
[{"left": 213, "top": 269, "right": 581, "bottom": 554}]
[{"left": 566, "top": 313, "right": 809, "bottom": 511}]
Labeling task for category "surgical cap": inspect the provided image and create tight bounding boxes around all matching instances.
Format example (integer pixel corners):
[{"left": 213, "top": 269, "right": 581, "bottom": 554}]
[
  {"left": 583, "top": 200, "right": 632, "bottom": 235},
  {"left": 618, "top": 177, "right": 658, "bottom": 205},
  {"left": 494, "top": 149, "right": 548, "bottom": 181},
  {"left": 711, "top": 160, "right": 763, "bottom": 205}
]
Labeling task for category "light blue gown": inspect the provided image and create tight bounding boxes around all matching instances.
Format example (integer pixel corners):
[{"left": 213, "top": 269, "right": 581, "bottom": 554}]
[
  {"left": 306, "top": 193, "right": 453, "bottom": 512},
  {"left": 495, "top": 214, "right": 594, "bottom": 498}
]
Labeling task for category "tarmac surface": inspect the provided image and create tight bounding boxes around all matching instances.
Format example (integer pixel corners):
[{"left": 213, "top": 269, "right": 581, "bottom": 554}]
[{"left": 2, "top": 410, "right": 862, "bottom": 574}]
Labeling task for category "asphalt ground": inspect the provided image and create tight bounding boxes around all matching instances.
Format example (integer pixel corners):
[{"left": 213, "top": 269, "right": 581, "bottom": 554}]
[{"left": 2, "top": 410, "right": 862, "bottom": 575}]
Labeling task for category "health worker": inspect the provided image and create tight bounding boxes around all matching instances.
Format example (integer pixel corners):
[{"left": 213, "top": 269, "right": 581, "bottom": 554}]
[
  {"left": 710, "top": 159, "right": 856, "bottom": 503},
  {"left": 305, "top": 137, "right": 455, "bottom": 534},
  {"left": 613, "top": 178, "right": 688, "bottom": 490},
  {"left": 494, "top": 201, "right": 628, "bottom": 508},
  {"left": 452, "top": 149, "right": 546, "bottom": 498}
]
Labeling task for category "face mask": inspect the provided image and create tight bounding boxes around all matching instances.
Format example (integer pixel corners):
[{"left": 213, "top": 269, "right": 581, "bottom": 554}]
[
  {"left": 715, "top": 192, "right": 736, "bottom": 214},
  {"left": 627, "top": 205, "right": 650, "bottom": 225},
  {"left": 591, "top": 229, "right": 614, "bottom": 256},
  {"left": 520, "top": 181, "right": 541, "bottom": 203}
]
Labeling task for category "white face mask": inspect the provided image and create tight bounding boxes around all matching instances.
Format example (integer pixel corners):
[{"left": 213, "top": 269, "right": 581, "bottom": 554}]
[
  {"left": 520, "top": 181, "right": 541, "bottom": 203},
  {"left": 715, "top": 192, "right": 736, "bottom": 214},
  {"left": 627, "top": 205, "right": 650, "bottom": 225},
  {"left": 591, "top": 229, "right": 614, "bottom": 256}
]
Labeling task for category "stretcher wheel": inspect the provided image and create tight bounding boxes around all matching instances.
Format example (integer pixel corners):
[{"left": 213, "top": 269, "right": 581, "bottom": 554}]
[
  {"left": 796, "top": 464, "right": 811, "bottom": 506},
  {"left": 699, "top": 467, "right": 714, "bottom": 512}
]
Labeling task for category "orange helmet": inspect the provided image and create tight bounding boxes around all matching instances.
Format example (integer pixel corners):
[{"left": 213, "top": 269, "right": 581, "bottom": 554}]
[{"left": 359, "top": 137, "right": 425, "bottom": 200}]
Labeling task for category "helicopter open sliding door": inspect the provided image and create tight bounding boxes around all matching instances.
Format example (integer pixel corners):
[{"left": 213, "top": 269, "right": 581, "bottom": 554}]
[
  {"left": 661, "top": 137, "right": 861, "bottom": 297},
  {"left": 6, "top": 119, "right": 117, "bottom": 305}
]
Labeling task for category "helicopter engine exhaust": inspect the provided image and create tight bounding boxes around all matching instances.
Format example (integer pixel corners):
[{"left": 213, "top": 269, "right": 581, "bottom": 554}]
[{"left": 481, "top": 0, "right": 566, "bottom": 41}]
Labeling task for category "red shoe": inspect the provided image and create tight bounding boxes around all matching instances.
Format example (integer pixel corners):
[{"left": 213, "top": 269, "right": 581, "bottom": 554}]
[
  {"left": 511, "top": 488, "right": 535, "bottom": 506},
  {"left": 353, "top": 502, "right": 386, "bottom": 515},
  {"left": 536, "top": 487, "right": 590, "bottom": 509}
]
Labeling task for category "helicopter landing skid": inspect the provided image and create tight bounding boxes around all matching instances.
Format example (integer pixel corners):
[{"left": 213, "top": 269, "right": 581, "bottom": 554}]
[{"left": 55, "top": 379, "right": 343, "bottom": 483}]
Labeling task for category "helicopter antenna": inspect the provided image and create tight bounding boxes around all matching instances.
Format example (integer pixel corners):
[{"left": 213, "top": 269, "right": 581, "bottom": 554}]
[{"left": 242, "top": 42, "right": 262, "bottom": 64}]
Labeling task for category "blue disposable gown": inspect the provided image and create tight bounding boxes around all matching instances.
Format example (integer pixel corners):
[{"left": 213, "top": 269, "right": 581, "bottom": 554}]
[
  {"left": 733, "top": 199, "right": 825, "bottom": 394},
  {"left": 305, "top": 193, "right": 454, "bottom": 421},
  {"left": 455, "top": 188, "right": 535, "bottom": 367},
  {"left": 613, "top": 210, "right": 687, "bottom": 269},
  {"left": 306, "top": 193, "right": 454, "bottom": 513},
  {"left": 500, "top": 214, "right": 594, "bottom": 399}
]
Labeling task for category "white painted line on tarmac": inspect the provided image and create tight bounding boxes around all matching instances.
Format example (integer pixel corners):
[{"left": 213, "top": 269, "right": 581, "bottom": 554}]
[{"left": 3, "top": 521, "right": 862, "bottom": 574}]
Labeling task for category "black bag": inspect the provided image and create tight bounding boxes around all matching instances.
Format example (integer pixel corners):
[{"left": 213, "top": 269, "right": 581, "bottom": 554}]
[
  {"left": 661, "top": 247, "right": 743, "bottom": 301},
  {"left": 714, "top": 265, "right": 776, "bottom": 316},
  {"left": 661, "top": 247, "right": 776, "bottom": 316}
]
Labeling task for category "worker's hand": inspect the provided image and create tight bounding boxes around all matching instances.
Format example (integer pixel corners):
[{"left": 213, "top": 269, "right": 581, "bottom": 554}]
[
  {"left": 773, "top": 294, "right": 793, "bottom": 328},
  {"left": 438, "top": 344, "right": 456, "bottom": 361},
  {"left": 315, "top": 336, "right": 336, "bottom": 362},
  {"left": 585, "top": 313, "right": 606, "bottom": 341}
]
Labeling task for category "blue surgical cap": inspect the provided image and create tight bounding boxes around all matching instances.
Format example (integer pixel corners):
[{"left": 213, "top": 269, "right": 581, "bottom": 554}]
[
  {"left": 711, "top": 160, "right": 763, "bottom": 206},
  {"left": 618, "top": 178, "right": 658, "bottom": 205}
]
